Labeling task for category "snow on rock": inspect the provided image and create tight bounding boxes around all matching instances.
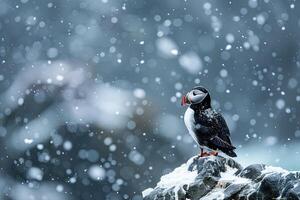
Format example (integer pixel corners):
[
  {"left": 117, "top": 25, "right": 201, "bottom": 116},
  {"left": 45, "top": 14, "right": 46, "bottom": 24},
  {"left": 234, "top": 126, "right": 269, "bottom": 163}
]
[
  {"left": 219, "top": 166, "right": 250, "bottom": 184},
  {"left": 261, "top": 165, "right": 289, "bottom": 175},
  {"left": 142, "top": 156, "right": 300, "bottom": 200},
  {"left": 157, "top": 157, "right": 198, "bottom": 188}
]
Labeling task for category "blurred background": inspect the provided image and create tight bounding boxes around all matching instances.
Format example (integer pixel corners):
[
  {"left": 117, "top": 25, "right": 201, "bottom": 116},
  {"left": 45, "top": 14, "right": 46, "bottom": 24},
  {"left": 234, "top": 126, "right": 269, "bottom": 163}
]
[{"left": 0, "top": 0, "right": 300, "bottom": 199}]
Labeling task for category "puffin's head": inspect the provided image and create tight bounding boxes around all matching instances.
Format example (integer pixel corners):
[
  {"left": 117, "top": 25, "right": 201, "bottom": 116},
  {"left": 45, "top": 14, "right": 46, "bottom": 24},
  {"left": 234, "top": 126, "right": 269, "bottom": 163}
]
[{"left": 181, "top": 86, "right": 211, "bottom": 108}]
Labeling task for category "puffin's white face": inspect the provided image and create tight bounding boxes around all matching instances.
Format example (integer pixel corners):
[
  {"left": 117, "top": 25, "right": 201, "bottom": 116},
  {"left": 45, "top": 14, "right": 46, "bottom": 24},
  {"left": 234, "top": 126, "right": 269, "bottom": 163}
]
[{"left": 181, "top": 89, "right": 207, "bottom": 106}]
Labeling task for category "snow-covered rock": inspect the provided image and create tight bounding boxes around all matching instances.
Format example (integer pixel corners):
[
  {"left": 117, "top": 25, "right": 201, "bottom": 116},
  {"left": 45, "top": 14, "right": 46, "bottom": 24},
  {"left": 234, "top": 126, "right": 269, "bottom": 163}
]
[{"left": 142, "top": 156, "right": 300, "bottom": 200}]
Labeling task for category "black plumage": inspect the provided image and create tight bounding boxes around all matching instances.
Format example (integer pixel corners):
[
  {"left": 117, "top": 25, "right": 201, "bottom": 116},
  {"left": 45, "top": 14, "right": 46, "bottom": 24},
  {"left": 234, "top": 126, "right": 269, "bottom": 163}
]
[
  {"left": 182, "top": 86, "right": 237, "bottom": 157},
  {"left": 193, "top": 108, "right": 236, "bottom": 157}
]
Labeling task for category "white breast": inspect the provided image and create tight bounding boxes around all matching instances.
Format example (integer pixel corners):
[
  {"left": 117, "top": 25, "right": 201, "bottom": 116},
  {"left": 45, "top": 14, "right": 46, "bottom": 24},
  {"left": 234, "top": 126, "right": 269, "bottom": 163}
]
[
  {"left": 184, "top": 107, "right": 199, "bottom": 144},
  {"left": 184, "top": 107, "right": 211, "bottom": 151}
]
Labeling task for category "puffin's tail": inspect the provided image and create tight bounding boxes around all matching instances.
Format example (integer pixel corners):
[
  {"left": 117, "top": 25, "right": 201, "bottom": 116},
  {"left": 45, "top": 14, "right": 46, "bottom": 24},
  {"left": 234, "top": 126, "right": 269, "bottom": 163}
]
[
  {"left": 211, "top": 136, "right": 237, "bottom": 157},
  {"left": 224, "top": 150, "right": 237, "bottom": 157}
]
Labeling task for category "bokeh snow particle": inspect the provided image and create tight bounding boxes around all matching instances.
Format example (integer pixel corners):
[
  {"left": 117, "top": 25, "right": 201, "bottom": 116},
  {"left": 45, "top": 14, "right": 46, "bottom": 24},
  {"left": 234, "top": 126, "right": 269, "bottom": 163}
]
[
  {"left": 47, "top": 48, "right": 58, "bottom": 58},
  {"left": 265, "top": 136, "right": 278, "bottom": 146},
  {"left": 56, "top": 185, "right": 64, "bottom": 192},
  {"left": 179, "top": 52, "right": 203, "bottom": 74},
  {"left": 276, "top": 99, "right": 285, "bottom": 110},
  {"left": 128, "top": 150, "right": 145, "bottom": 165},
  {"left": 156, "top": 37, "right": 179, "bottom": 58},
  {"left": 63, "top": 140, "right": 72, "bottom": 151},
  {"left": 27, "top": 167, "right": 43, "bottom": 181},
  {"left": 88, "top": 165, "right": 106, "bottom": 181},
  {"left": 133, "top": 88, "right": 146, "bottom": 99}
]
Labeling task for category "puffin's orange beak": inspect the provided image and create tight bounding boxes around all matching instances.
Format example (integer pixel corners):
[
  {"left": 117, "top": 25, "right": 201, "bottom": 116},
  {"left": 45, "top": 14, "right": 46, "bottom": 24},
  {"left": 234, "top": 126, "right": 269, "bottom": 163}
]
[{"left": 181, "top": 95, "right": 187, "bottom": 106}]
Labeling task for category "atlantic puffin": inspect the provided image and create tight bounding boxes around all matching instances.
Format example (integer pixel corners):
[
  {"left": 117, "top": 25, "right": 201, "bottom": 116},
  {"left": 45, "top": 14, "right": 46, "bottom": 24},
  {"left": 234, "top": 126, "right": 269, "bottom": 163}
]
[{"left": 181, "top": 86, "right": 237, "bottom": 157}]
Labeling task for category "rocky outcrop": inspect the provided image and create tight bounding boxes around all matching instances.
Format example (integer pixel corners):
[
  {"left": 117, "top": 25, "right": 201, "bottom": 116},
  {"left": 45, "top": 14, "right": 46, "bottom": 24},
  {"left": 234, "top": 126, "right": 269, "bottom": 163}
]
[{"left": 142, "top": 156, "right": 300, "bottom": 200}]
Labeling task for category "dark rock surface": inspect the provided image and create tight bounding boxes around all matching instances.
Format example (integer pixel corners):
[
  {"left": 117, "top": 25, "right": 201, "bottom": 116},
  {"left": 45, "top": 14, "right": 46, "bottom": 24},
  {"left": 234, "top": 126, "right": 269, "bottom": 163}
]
[{"left": 142, "top": 156, "right": 300, "bottom": 200}]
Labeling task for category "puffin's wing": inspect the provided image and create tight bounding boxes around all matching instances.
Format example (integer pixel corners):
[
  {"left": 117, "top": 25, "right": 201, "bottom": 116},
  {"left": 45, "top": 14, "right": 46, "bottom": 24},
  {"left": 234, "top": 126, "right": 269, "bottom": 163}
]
[
  {"left": 210, "top": 136, "right": 235, "bottom": 150},
  {"left": 215, "top": 113, "right": 234, "bottom": 146},
  {"left": 209, "top": 135, "right": 237, "bottom": 157}
]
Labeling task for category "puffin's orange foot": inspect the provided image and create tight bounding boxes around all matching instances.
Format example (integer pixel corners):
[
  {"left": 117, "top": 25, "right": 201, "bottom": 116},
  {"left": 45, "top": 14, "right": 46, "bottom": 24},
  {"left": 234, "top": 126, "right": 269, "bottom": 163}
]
[
  {"left": 199, "top": 152, "right": 210, "bottom": 157},
  {"left": 209, "top": 151, "right": 218, "bottom": 156}
]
